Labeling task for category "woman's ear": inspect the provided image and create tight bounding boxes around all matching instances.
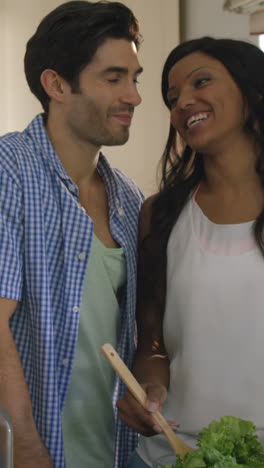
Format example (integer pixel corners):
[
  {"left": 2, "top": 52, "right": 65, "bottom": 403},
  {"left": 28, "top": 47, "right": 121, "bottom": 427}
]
[{"left": 40, "top": 69, "right": 67, "bottom": 104}]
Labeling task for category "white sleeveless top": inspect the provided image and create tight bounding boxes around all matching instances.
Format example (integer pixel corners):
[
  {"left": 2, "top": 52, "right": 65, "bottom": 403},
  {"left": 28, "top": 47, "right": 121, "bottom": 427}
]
[{"left": 137, "top": 193, "right": 264, "bottom": 466}]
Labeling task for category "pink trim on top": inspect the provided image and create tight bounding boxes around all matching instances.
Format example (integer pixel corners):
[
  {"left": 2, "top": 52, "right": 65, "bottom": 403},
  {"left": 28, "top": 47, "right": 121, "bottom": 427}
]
[
  {"left": 193, "top": 184, "right": 200, "bottom": 200},
  {"left": 191, "top": 185, "right": 256, "bottom": 256}
]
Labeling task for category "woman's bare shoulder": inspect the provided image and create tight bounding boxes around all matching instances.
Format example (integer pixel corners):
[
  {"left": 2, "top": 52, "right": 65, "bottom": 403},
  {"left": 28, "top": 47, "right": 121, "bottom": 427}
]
[
  {"left": 141, "top": 193, "right": 158, "bottom": 210},
  {"left": 139, "top": 194, "right": 158, "bottom": 239}
]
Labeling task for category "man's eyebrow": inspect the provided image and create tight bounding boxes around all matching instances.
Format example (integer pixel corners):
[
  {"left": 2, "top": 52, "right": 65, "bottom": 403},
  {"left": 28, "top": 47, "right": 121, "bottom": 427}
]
[{"left": 102, "top": 66, "right": 143, "bottom": 75}]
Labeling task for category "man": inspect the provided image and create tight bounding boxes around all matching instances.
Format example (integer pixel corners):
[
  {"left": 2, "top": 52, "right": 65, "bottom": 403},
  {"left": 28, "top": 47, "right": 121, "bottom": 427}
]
[{"left": 0, "top": 1, "right": 143, "bottom": 467}]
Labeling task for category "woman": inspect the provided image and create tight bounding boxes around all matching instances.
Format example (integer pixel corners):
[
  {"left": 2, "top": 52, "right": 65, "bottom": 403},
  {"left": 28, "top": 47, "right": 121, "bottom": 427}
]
[{"left": 117, "top": 36, "right": 264, "bottom": 468}]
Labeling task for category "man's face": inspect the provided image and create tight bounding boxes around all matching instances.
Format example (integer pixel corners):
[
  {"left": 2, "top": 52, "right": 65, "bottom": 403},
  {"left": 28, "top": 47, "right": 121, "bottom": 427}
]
[{"left": 63, "top": 38, "right": 143, "bottom": 148}]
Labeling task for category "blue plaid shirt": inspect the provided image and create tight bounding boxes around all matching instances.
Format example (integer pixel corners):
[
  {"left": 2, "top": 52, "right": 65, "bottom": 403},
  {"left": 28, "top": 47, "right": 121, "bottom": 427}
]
[{"left": 0, "top": 114, "right": 143, "bottom": 467}]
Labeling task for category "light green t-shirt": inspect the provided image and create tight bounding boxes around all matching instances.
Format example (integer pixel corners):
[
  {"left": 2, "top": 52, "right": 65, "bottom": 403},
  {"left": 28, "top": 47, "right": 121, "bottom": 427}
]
[{"left": 62, "top": 234, "right": 126, "bottom": 468}]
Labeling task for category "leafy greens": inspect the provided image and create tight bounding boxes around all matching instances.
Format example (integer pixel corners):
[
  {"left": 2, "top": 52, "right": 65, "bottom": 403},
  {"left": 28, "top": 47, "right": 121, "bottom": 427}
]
[{"left": 158, "top": 416, "right": 264, "bottom": 468}]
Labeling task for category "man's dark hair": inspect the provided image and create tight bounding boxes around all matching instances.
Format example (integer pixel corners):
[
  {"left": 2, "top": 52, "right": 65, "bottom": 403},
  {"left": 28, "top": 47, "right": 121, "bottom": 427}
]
[{"left": 24, "top": 0, "right": 142, "bottom": 113}]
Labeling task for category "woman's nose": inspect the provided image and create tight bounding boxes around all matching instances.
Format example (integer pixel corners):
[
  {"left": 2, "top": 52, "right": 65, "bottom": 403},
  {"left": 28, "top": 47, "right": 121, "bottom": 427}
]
[{"left": 177, "top": 90, "right": 195, "bottom": 110}]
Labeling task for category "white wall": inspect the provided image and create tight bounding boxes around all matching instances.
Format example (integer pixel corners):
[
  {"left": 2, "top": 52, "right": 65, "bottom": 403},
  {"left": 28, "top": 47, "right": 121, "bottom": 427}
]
[
  {"left": 105, "top": 0, "right": 180, "bottom": 195},
  {"left": 181, "top": 0, "right": 258, "bottom": 45},
  {"left": 0, "top": 0, "right": 7, "bottom": 134},
  {"left": 0, "top": 0, "right": 180, "bottom": 196}
]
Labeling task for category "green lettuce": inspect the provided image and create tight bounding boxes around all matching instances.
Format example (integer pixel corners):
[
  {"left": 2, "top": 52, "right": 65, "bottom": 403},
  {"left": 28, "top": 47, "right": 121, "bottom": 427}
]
[{"left": 157, "top": 416, "right": 264, "bottom": 468}]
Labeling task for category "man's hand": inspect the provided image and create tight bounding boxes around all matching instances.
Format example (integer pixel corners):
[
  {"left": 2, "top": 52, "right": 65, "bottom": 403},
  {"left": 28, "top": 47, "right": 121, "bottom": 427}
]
[
  {"left": 0, "top": 297, "right": 53, "bottom": 467},
  {"left": 14, "top": 442, "right": 53, "bottom": 468}
]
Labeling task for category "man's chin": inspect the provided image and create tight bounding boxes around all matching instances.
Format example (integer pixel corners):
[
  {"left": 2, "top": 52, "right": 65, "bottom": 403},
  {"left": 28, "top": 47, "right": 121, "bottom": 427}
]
[{"left": 104, "top": 131, "right": 130, "bottom": 146}]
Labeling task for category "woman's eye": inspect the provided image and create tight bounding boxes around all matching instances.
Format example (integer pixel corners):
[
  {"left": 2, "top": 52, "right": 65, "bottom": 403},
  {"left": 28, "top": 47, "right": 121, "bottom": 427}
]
[
  {"left": 168, "top": 96, "right": 178, "bottom": 108},
  {"left": 195, "top": 77, "right": 211, "bottom": 87}
]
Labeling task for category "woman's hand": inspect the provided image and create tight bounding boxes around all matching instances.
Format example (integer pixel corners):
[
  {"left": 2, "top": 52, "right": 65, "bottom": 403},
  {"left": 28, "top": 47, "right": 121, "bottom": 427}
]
[{"left": 117, "top": 382, "right": 177, "bottom": 436}]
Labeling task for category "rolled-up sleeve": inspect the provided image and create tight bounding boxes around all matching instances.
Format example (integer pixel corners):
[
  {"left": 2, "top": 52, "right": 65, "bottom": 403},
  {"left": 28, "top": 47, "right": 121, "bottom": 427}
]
[{"left": 0, "top": 167, "right": 23, "bottom": 301}]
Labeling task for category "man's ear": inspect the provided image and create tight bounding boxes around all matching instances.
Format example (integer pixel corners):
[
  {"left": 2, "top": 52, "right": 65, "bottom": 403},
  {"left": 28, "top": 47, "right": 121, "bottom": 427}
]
[{"left": 40, "top": 69, "right": 68, "bottom": 103}]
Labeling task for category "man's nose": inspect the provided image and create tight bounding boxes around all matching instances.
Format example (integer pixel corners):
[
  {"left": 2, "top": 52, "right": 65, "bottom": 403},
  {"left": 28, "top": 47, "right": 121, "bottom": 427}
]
[{"left": 121, "top": 83, "right": 142, "bottom": 107}]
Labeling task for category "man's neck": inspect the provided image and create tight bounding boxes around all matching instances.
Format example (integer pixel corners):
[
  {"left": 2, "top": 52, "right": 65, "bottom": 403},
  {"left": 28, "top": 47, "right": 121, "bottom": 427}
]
[{"left": 45, "top": 114, "right": 100, "bottom": 185}]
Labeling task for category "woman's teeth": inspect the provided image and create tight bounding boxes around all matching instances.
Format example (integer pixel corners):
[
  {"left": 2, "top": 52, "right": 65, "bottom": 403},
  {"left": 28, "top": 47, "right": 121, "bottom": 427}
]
[{"left": 186, "top": 112, "right": 209, "bottom": 128}]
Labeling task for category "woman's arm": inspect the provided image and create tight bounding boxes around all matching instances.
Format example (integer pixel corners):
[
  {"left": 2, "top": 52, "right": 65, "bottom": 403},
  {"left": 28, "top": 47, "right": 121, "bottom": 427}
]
[{"left": 117, "top": 196, "right": 171, "bottom": 436}]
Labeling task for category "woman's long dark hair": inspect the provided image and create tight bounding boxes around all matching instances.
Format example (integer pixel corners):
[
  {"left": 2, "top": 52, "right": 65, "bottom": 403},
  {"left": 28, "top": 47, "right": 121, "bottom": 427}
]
[{"left": 142, "top": 37, "right": 264, "bottom": 302}]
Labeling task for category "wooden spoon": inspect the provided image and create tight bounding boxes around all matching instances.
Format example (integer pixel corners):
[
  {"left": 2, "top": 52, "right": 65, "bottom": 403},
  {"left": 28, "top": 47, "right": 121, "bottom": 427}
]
[{"left": 101, "top": 343, "right": 194, "bottom": 459}]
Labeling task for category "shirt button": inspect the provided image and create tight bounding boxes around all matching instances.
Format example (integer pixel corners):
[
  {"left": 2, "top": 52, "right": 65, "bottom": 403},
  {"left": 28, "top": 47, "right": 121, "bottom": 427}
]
[
  {"left": 69, "top": 184, "right": 75, "bottom": 192},
  {"left": 118, "top": 207, "right": 124, "bottom": 216},
  {"left": 72, "top": 306, "right": 79, "bottom": 313},
  {"left": 78, "top": 252, "right": 85, "bottom": 261},
  {"left": 62, "top": 359, "right": 69, "bottom": 366}
]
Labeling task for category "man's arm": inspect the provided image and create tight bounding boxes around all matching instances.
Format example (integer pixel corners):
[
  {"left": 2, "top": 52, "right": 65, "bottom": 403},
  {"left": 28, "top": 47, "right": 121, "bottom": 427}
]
[{"left": 0, "top": 298, "right": 53, "bottom": 468}]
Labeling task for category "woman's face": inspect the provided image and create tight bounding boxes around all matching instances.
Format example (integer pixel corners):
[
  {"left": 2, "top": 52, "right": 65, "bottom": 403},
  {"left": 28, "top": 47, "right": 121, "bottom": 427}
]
[{"left": 167, "top": 51, "right": 247, "bottom": 154}]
